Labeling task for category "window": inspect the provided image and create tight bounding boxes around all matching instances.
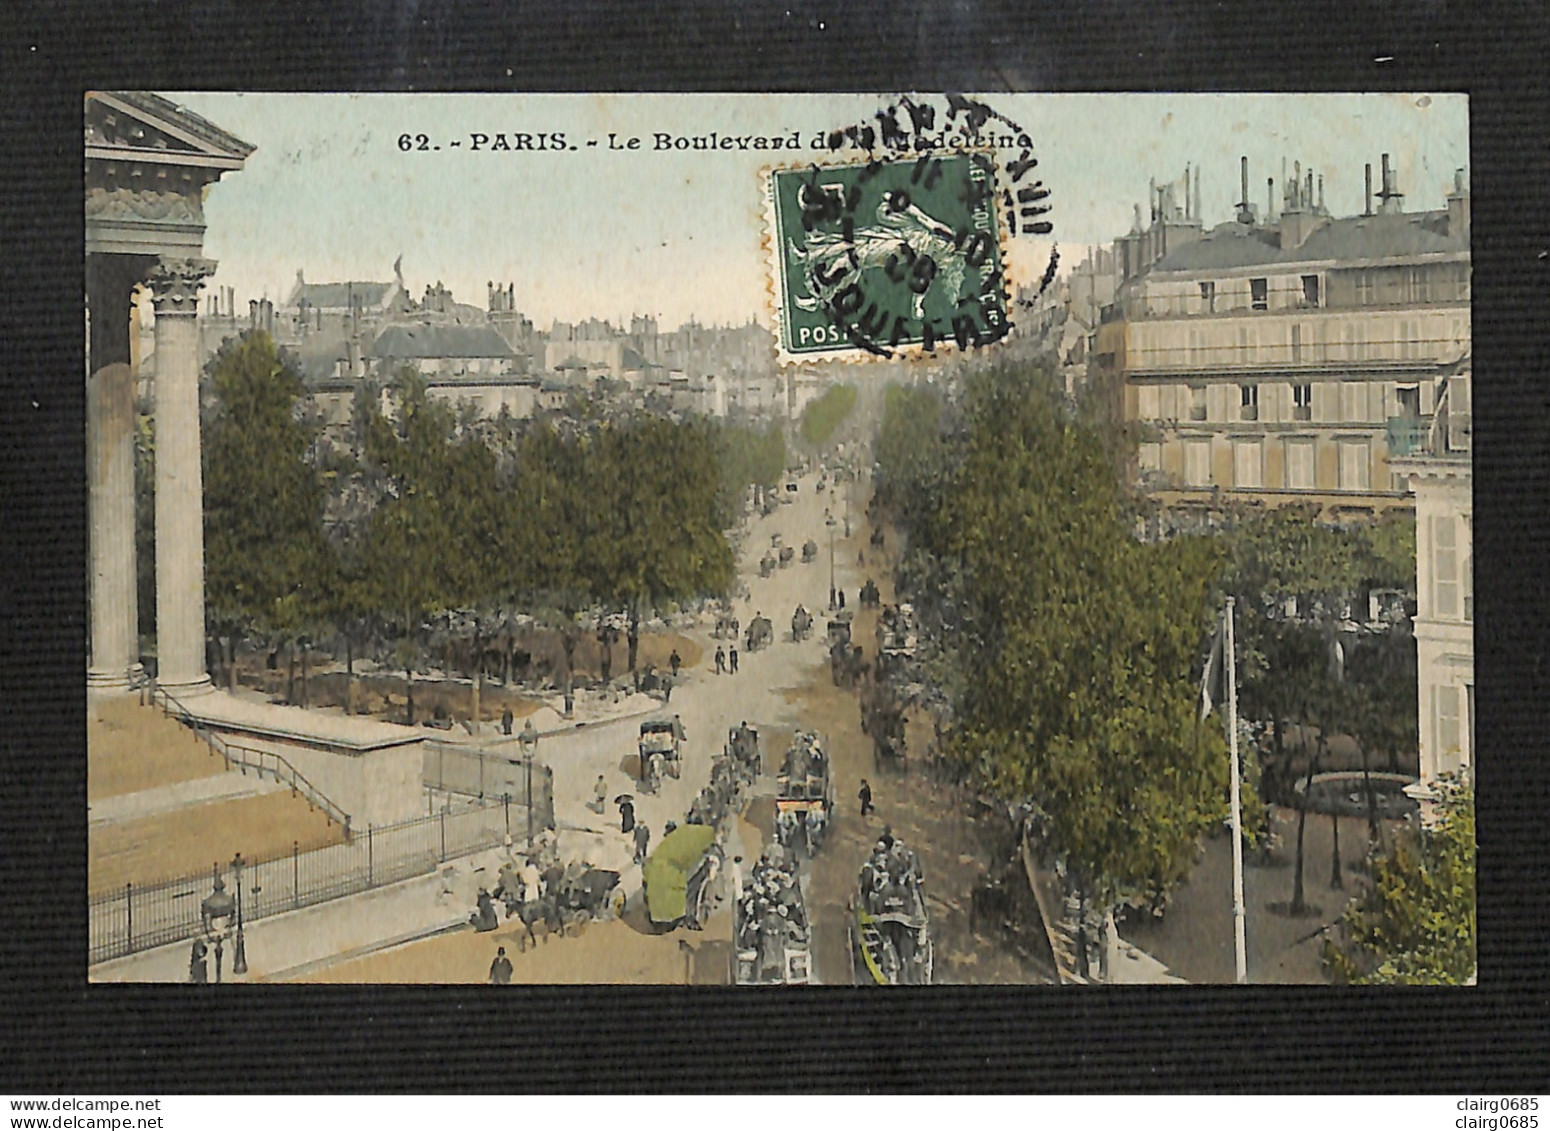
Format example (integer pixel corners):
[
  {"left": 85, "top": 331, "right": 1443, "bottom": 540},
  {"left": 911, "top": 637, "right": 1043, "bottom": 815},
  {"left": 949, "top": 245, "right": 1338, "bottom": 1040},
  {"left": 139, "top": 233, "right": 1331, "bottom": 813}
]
[
  {"left": 1339, "top": 382, "right": 1367, "bottom": 423},
  {"left": 1250, "top": 278, "right": 1268, "bottom": 311},
  {"left": 1238, "top": 325, "right": 1255, "bottom": 362},
  {"left": 1138, "top": 384, "right": 1160, "bottom": 419},
  {"left": 1410, "top": 267, "right": 1432, "bottom": 304},
  {"left": 1290, "top": 324, "right": 1302, "bottom": 364},
  {"left": 1339, "top": 439, "right": 1370, "bottom": 491},
  {"left": 1302, "top": 274, "right": 1320, "bottom": 306},
  {"left": 1434, "top": 684, "right": 1462, "bottom": 772},
  {"left": 1356, "top": 270, "right": 1374, "bottom": 305},
  {"left": 1233, "top": 439, "right": 1263, "bottom": 488},
  {"left": 1344, "top": 322, "right": 1365, "bottom": 362},
  {"left": 1293, "top": 382, "right": 1313, "bottom": 420},
  {"left": 1199, "top": 281, "right": 1215, "bottom": 313},
  {"left": 1139, "top": 442, "right": 1162, "bottom": 473},
  {"left": 1239, "top": 384, "right": 1258, "bottom": 421},
  {"left": 1185, "top": 440, "right": 1211, "bottom": 486},
  {"left": 1463, "top": 548, "right": 1473, "bottom": 622},
  {"left": 1397, "top": 384, "right": 1421, "bottom": 417},
  {"left": 1433, "top": 514, "right": 1459, "bottom": 618},
  {"left": 1189, "top": 384, "right": 1207, "bottom": 421},
  {"left": 1285, "top": 439, "right": 1315, "bottom": 489}
]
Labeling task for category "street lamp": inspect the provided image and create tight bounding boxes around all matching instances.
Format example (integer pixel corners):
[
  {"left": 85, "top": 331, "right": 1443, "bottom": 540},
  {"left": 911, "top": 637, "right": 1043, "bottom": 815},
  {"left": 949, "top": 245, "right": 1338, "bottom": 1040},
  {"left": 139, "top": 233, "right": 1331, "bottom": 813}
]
[
  {"left": 519, "top": 719, "right": 539, "bottom": 847},
  {"left": 200, "top": 866, "right": 236, "bottom": 984},
  {"left": 826, "top": 512, "right": 838, "bottom": 610},
  {"left": 230, "top": 852, "right": 248, "bottom": 976}
]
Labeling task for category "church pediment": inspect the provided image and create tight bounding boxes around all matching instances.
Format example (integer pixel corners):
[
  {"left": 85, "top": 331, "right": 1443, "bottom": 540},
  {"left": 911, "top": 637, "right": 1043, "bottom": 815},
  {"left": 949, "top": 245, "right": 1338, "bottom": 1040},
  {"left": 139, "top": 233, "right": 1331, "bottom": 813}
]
[{"left": 86, "top": 91, "right": 254, "bottom": 171}]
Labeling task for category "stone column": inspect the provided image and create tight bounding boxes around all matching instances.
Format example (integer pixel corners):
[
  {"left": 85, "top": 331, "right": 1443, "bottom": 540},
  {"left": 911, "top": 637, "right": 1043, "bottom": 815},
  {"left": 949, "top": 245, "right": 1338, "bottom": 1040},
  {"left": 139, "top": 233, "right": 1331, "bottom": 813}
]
[
  {"left": 148, "top": 256, "right": 217, "bottom": 696},
  {"left": 86, "top": 255, "right": 147, "bottom": 691}
]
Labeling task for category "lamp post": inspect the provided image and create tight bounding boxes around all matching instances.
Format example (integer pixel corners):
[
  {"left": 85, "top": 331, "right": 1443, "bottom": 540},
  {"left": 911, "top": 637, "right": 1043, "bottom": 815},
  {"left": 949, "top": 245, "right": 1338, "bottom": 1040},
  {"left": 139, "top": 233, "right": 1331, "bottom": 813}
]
[
  {"left": 519, "top": 720, "right": 538, "bottom": 847},
  {"left": 199, "top": 865, "right": 236, "bottom": 984},
  {"left": 230, "top": 852, "right": 248, "bottom": 976},
  {"left": 826, "top": 511, "right": 837, "bottom": 610}
]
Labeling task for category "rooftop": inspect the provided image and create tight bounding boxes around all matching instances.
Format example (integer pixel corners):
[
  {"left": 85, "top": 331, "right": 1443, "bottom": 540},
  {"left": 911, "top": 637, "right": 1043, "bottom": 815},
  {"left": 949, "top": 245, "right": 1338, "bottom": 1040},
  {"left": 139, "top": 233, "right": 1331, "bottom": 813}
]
[
  {"left": 1150, "top": 209, "right": 1466, "bottom": 275},
  {"left": 368, "top": 323, "right": 515, "bottom": 360}
]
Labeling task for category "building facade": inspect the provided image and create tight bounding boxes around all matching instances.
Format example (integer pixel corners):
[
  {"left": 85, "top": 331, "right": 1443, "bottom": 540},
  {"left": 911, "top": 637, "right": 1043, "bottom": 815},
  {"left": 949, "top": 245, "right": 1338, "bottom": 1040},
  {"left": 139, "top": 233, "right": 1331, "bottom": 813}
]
[
  {"left": 1092, "top": 156, "right": 1470, "bottom": 521},
  {"left": 1391, "top": 377, "right": 1473, "bottom": 800}
]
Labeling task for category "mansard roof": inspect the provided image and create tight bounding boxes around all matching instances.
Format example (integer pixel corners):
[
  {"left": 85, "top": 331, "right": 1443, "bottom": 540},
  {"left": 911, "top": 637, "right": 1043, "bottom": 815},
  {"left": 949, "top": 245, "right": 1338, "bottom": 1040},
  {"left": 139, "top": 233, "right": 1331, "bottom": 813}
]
[
  {"left": 1150, "top": 209, "right": 1466, "bottom": 275},
  {"left": 368, "top": 323, "right": 515, "bottom": 360}
]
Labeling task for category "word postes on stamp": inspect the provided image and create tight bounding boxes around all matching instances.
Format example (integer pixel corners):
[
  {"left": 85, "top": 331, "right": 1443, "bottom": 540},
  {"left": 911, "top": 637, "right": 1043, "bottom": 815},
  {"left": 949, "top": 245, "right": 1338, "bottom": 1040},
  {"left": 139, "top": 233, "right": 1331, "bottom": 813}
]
[{"left": 769, "top": 152, "right": 1009, "bottom": 361}]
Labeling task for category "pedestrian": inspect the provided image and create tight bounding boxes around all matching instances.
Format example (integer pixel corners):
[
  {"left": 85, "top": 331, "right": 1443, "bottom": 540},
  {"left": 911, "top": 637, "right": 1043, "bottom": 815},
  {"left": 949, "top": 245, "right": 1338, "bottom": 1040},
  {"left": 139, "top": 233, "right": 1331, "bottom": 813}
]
[
  {"left": 715, "top": 646, "right": 726, "bottom": 674},
  {"left": 189, "top": 938, "right": 208, "bottom": 984},
  {"left": 591, "top": 774, "right": 608, "bottom": 814},
  {"left": 859, "top": 778, "right": 874, "bottom": 818},
  {"left": 729, "top": 644, "right": 739, "bottom": 674},
  {"left": 838, "top": 588, "right": 845, "bottom": 610},
  {"left": 520, "top": 716, "right": 538, "bottom": 750},
  {"left": 634, "top": 821, "right": 651, "bottom": 865},
  {"left": 619, "top": 796, "right": 635, "bottom": 833},
  {"left": 489, "top": 945, "right": 513, "bottom": 985},
  {"left": 669, "top": 649, "right": 682, "bottom": 678},
  {"left": 663, "top": 674, "right": 673, "bottom": 703}
]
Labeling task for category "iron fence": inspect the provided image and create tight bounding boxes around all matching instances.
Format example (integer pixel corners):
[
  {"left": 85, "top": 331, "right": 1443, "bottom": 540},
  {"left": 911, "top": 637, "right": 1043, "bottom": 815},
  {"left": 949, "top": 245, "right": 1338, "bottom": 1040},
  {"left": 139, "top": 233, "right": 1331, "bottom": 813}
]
[
  {"left": 422, "top": 741, "right": 554, "bottom": 830},
  {"left": 89, "top": 797, "right": 518, "bottom": 966}
]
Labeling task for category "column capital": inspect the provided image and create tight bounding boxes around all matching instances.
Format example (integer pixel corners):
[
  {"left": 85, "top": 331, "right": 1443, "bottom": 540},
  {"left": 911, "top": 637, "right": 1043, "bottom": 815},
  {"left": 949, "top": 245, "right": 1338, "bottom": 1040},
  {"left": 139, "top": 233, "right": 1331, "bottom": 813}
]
[{"left": 147, "top": 256, "right": 217, "bottom": 316}]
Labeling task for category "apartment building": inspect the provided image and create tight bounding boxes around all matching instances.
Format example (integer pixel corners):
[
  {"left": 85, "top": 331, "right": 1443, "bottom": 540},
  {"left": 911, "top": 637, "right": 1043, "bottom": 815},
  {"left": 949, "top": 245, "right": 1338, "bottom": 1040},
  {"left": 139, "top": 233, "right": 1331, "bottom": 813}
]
[
  {"left": 1390, "top": 377, "right": 1473, "bottom": 802},
  {"left": 1091, "top": 156, "right": 1470, "bottom": 521}
]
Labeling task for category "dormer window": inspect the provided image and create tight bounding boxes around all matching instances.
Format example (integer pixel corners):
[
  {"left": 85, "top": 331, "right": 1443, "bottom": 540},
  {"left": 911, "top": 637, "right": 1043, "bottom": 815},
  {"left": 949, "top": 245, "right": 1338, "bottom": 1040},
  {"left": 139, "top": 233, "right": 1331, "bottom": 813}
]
[{"left": 1250, "top": 278, "right": 1268, "bottom": 311}]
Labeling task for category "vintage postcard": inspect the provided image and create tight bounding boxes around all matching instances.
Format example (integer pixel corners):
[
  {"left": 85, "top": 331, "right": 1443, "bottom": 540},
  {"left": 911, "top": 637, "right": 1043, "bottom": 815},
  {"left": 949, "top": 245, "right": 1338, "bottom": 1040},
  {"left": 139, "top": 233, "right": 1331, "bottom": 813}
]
[{"left": 85, "top": 92, "right": 1471, "bottom": 986}]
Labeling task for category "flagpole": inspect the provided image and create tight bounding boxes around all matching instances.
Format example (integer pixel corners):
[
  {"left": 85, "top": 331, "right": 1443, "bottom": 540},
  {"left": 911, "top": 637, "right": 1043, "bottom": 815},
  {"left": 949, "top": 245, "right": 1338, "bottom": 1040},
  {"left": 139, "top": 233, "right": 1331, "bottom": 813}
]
[{"left": 1226, "top": 597, "right": 1247, "bottom": 984}]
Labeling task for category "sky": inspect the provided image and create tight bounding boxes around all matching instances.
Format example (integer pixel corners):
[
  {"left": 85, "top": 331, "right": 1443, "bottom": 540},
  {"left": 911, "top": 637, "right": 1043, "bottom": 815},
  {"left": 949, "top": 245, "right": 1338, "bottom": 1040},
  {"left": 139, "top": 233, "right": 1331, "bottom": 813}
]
[{"left": 171, "top": 93, "right": 1468, "bottom": 331}]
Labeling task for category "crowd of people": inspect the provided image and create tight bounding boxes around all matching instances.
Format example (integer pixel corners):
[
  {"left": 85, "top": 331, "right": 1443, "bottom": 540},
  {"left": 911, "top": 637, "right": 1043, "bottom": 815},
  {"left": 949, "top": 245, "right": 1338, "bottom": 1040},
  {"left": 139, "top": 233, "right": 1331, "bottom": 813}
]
[
  {"left": 736, "top": 847, "right": 809, "bottom": 981},
  {"left": 859, "top": 826, "right": 924, "bottom": 920}
]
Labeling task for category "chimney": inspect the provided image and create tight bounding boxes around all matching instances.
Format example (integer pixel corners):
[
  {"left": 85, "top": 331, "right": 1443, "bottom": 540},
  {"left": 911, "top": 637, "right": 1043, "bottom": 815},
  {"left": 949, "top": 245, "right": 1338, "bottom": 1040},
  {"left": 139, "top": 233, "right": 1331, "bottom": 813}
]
[
  {"left": 1365, "top": 163, "right": 1373, "bottom": 215},
  {"left": 1293, "top": 161, "right": 1302, "bottom": 210},
  {"left": 1317, "top": 174, "right": 1324, "bottom": 213},
  {"left": 1448, "top": 166, "right": 1470, "bottom": 241},
  {"left": 1184, "top": 163, "right": 1191, "bottom": 221},
  {"left": 1194, "top": 164, "right": 1201, "bottom": 222},
  {"left": 1305, "top": 169, "right": 1314, "bottom": 211},
  {"left": 347, "top": 338, "right": 362, "bottom": 378},
  {"left": 1378, "top": 153, "right": 1404, "bottom": 214},
  {"left": 1267, "top": 177, "right": 1275, "bottom": 221},
  {"left": 1237, "top": 156, "right": 1253, "bottom": 224}
]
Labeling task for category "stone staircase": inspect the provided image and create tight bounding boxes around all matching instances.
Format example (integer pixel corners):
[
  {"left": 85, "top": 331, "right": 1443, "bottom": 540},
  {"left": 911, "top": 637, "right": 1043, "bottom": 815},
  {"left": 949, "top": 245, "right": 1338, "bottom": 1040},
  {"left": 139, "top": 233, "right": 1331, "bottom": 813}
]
[{"left": 88, "top": 696, "right": 348, "bottom": 895}]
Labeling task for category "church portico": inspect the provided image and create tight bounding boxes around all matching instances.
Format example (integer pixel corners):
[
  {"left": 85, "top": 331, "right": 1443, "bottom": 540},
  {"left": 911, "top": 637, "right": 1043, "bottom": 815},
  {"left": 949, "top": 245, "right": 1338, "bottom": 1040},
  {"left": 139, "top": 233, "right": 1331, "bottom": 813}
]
[{"left": 85, "top": 92, "right": 252, "bottom": 695}]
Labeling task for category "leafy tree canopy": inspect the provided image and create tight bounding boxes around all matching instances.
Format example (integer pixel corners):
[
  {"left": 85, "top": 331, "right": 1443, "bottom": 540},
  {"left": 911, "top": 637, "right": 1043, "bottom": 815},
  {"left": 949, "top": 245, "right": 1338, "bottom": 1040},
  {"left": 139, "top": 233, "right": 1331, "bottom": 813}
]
[
  {"left": 799, "top": 382, "right": 858, "bottom": 447},
  {"left": 1324, "top": 775, "right": 1475, "bottom": 984}
]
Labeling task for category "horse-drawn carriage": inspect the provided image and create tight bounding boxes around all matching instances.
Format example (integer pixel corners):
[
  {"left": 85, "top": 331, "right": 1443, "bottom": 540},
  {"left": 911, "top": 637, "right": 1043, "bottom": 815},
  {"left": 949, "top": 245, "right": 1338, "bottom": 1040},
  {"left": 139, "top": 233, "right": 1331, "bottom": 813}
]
[
  {"left": 801, "top": 538, "right": 818, "bottom": 563},
  {"left": 643, "top": 824, "right": 722, "bottom": 932},
  {"left": 791, "top": 605, "right": 813, "bottom": 642},
  {"left": 493, "top": 859, "right": 621, "bottom": 950},
  {"left": 776, "top": 731, "right": 834, "bottom": 858},
  {"left": 859, "top": 578, "right": 881, "bottom": 608},
  {"left": 831, "top": 641, "right": 866, "bottom": 688},
  {"left": 734, "top": 852, "right": 811, "bottom": 985},
  {"left": 860, "top": 677, "right": 906, "bottom": 766},
  {"left": 849, "top": 835, "right": 933, "bottom": 985},
  {"left": 745, "top": 614, "right": 774, "bottom": 652},
  {"left": 827, "top": 610, "right": 853, "bottom": 649},
  {"left": 638, "top": 718, "right": 683, "bottom": 785},
  {"left": 727, "top": 722, "right": 760, "bottom": 780}
]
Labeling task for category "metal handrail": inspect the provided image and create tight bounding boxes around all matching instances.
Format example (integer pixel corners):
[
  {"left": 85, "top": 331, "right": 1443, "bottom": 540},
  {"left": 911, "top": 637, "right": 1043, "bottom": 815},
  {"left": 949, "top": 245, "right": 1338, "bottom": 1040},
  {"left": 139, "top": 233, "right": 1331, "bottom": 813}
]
[{"left": 149, "top": 682, "right": 352, "bottom": 835}]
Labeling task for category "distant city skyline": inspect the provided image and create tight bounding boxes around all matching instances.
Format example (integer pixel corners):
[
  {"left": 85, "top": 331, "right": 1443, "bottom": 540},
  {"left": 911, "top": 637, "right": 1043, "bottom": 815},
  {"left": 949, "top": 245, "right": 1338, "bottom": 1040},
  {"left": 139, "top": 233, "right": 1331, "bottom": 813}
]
[{"left": 171, "top": 93, "right": 1468, "bottom": 329}]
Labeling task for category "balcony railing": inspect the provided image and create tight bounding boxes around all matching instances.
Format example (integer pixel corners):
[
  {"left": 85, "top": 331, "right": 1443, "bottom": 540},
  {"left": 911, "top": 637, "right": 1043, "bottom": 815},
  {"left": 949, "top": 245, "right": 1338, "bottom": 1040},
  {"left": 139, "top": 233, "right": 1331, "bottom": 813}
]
[{"left": 1386, "top": 415, "right": 1429, "bottom": 457}]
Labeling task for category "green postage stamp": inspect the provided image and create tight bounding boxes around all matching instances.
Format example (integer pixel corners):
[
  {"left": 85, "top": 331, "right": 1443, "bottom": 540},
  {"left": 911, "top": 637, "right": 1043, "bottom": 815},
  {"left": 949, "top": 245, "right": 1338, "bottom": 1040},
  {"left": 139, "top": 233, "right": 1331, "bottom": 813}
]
[{"left": 768, "top": 152, "right": 1009, "bottom": 360}]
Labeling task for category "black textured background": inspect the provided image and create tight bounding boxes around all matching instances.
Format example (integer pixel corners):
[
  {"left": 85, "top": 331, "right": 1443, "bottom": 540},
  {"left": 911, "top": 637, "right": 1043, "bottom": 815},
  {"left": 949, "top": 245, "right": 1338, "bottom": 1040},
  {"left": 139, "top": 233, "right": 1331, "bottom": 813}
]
[{"left": 2, "top": 0, "right": 1547, "bottom": 1094}]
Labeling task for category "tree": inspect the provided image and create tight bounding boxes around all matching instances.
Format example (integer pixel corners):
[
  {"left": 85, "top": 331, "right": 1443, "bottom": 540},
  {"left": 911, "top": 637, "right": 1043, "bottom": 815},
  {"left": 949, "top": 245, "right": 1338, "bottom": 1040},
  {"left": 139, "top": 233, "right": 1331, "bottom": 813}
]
[
  {"left": 926, "top": 364, "right": 1231, "bottom": 963},
  {"left": 358, "top": 369, "right": 504, "bottom": 723},
  {"left": 202, "top": 332, "right": 335, "bottom": 697},
  {"left": 1323, "top": 775, "right": 1475, "bottom": 984},
  {"left": 588, "top": 416, "right": 735, "bottom": 675},
  {"left": 799, "top": 382, "right": 858, "bottom": 447}
]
